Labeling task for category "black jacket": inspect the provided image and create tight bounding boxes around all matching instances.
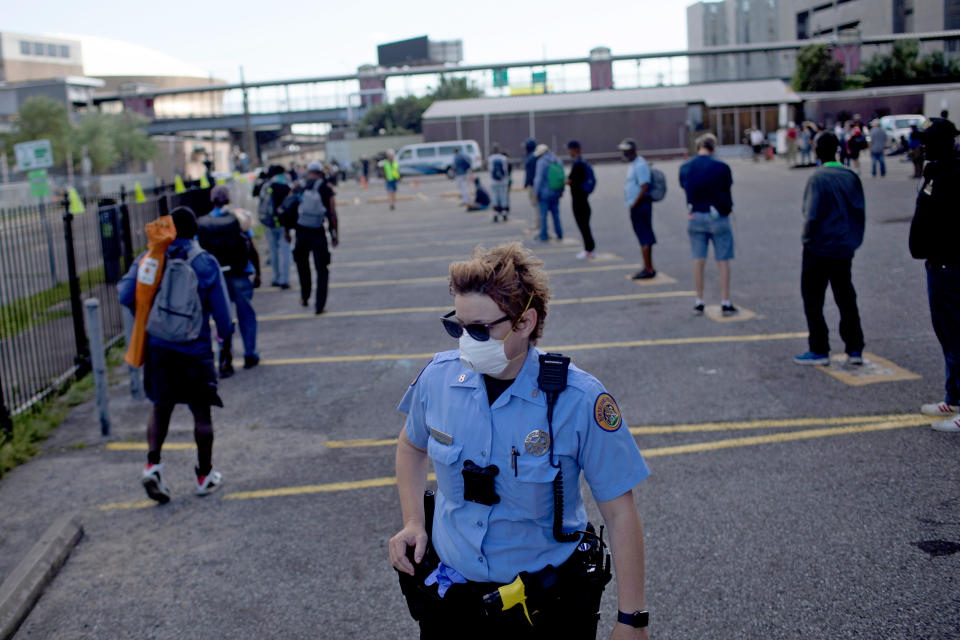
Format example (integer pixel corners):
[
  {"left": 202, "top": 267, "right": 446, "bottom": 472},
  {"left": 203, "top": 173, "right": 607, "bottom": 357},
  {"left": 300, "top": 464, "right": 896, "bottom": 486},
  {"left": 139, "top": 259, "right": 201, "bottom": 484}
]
[
  {"left": 910, "top": 158, "right": 960, "bottom": 264},
  {"left": 801, "top": 165, "right": 865, "bottom": 259}
]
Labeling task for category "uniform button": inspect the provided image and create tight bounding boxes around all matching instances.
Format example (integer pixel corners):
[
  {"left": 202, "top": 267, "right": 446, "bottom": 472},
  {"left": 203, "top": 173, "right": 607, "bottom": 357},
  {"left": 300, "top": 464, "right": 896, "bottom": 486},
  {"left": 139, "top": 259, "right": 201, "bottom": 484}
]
[
  {"left": 477, "top": 520, "right": 483, "bottom": 527},
  {"left": 478, "top": 556, "right": 484, "bottom": 563},
  {"left": 481, "top": 450, "right": 487, "bottom": 456},
  {"left": 531, "top": 389, "right": 539, "bottom": 398}
]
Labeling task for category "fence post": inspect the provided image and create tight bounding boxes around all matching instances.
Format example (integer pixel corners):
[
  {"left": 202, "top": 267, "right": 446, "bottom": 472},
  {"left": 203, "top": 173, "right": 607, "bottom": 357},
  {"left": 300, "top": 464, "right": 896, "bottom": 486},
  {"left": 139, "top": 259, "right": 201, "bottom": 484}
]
[
  {"left": 118, "top": 184, "right": 134, "bottom": 271},
  {"left": 84, "top": 299, "right": 110, "bottom": 436},
  {"left": 0, "top": 371, "right": 12, "bottom": 443},
  {"left": 62, "top": 194, "right": 90, "bottom": 377}
]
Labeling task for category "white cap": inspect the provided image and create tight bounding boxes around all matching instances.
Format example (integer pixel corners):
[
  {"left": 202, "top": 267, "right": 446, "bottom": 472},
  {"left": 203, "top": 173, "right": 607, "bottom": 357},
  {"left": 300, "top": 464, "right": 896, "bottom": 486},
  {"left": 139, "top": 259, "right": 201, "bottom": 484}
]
[
  {"left": 307, "top": 161, "right": 323, "bottom": 173},
  {"left": 534, "top": 143, "right": 550, "bottom": 157}
]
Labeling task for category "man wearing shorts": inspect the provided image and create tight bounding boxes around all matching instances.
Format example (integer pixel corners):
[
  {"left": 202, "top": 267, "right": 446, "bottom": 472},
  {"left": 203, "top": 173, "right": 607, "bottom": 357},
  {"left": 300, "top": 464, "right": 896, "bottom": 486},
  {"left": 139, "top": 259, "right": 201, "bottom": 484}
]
[
  {"left": 679, "top": 133, "right": 737, "bottom": 316},
  {"left": 382, "top": 149, "right": 399, "bottom": 211},
  {"left": 619, "top": 138, "right": 656, "bottom": 279}
]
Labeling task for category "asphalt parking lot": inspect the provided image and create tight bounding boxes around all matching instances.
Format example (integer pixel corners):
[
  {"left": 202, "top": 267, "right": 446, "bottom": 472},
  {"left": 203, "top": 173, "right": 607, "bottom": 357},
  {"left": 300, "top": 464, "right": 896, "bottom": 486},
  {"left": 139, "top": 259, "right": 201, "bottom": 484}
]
[{"left": 2, "top": 152, "right": 959, "bottom": 639}]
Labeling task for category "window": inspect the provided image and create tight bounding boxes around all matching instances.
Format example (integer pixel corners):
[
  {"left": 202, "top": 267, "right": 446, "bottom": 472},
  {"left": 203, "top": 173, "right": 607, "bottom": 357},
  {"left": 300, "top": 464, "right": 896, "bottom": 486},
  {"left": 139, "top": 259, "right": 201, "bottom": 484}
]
[
  {"left": 438, "top": 145, "right": 458, "bottom": 155},
  {"left": 32, "top": 42, "right": 44, "bottom": 55},
  {"left": 416, "top": 147, "right": 437, "bottom": 158},
  {"left": 19, "top": 40, "right": 30, "bottom": 55},
  {"left": 60, "top": 45, "right": 70, "bottom": 58},
  {"left": 797, "top": 11, "right": 809, "bottom": 39},
  {"left": 47, "top": 43, "right": 57, "bottom": 56},
  {"left": 398, "top": 150, "right": 412, "bottom": 160}
]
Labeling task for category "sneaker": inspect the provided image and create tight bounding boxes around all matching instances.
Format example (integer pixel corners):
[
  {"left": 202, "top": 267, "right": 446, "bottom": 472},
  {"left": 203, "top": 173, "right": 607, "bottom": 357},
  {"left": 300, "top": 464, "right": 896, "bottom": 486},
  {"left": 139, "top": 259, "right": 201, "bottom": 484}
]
[
  {"left": 300, "top": 298, "right": 308, "bottom": 307},
  {"left": 721, "top": 303, "right": 738, "bottom": 317},
  {"left": 219, "top": 360, "right": 234, "bottom": 379},
  {"left": 632, "top": 270, "right": 657, "bottom": 280},
  {"left": 920, "top": 402, "right": 960, "bottom": 417},
  {"left": 195, "top": 467, "right": 223, "bottom": 496},
  {"left": 932, "top": 415, "right": 960, "bottom": 432},
  {"left": 846, "top": 351, "right": 863, "bottom": 365},
  {"left": 141, "top": 463, "right": 171, "bottom": 504},
  {"left": 575, "top": 250, "right": 589, "bottom": 259},
  {"left": 278, "top": 284, "right": 290, "bottom": 290},
  {"left": 244, "top": 354, "right": 260, "bottom": 369},
  {"left": 794, "top": 351, "right": 829, "bottom": 366},
  {"left": 693, "top": 303, "right": 705, "bottom": 315}
]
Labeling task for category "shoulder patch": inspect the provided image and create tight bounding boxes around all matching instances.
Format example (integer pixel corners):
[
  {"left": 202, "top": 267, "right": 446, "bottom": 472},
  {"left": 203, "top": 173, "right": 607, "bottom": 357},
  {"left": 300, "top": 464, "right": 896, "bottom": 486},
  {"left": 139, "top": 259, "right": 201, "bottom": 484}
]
[{"left": 593, "top": 393, "right": 622, "bottom": 432}]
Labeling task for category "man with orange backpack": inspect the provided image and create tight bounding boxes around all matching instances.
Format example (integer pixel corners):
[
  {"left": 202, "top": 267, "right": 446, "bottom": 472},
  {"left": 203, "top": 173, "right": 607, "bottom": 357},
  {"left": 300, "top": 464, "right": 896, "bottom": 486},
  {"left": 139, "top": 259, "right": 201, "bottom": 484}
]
[{"left": 119, "top": 207, "right": 235, "bottom": 503}]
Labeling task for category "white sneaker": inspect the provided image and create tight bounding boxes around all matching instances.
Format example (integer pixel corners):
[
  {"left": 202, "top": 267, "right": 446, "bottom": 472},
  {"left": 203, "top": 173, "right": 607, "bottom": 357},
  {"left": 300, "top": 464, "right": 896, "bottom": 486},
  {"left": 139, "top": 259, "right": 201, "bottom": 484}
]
[
  {"left": 141, "top": 463, "right": 171, "bottom": 504},
  {"left": 920, "top": 402, "right": 959, "bottom": 417},
  {"left": 195, "top": 467, "right": 223, "bottom": 496},
  {"left": 932, "top": 415, "right": 960, "bottom": 432},
  {"left": 575, "top": 250, "right": 588, "bottom": 259}
]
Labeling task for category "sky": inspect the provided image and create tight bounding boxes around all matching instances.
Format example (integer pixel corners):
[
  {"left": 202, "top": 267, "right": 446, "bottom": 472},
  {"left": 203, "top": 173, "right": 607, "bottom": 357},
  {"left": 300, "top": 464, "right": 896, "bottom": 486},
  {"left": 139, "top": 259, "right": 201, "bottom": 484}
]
[{"left": 6, "top": 0, "right": 695, "bottom": 85}]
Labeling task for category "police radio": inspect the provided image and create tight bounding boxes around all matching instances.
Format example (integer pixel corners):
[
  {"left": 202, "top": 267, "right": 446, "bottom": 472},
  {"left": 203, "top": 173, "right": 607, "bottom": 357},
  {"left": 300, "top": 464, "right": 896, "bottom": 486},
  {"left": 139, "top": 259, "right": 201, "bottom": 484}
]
[{"left": 537, "top": 353, "right": 579, "bottom": 543}]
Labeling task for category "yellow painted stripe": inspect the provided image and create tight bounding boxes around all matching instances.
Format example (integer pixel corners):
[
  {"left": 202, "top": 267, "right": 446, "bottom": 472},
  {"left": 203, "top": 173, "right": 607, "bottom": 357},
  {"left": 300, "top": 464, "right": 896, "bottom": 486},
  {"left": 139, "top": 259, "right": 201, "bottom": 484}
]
[
  {"left": 329, "top": 245, "right": 592, "bottom": 269},
  {"left": 258, "top": 291, "right": 695, "bottom": 322},
  {"left": 260, "top": 332, "right": 807, "bottom": 366},
  {"left": 106, "top": 442, "right": 196, "bottom": 451},
  {"left": 640, "top": 419, "right": 926, "bottom": 457},
  {"left": 326, "top": 438, "right": 399, "bottom": 449},
  {"left": 99, "top": 420, "right": 926, "bottom": 510},
  {"left": 328, "top": 264, "right": 647, "bottom": 289},
  {"left": 630, "top": 412, "right": 922, "bottom": 434},
  {"left": 417, "top": 192, "right": 429, "bottom": 201}
]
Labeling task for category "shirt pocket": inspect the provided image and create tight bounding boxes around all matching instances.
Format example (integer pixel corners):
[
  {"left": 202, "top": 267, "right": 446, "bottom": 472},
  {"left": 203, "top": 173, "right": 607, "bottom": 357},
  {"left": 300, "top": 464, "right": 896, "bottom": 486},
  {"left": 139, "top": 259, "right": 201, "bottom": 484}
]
[
  {"left": 499, "top": 455, "right": 559, "bottom": 522},
  {"left": 427, "top": 436, "right": 464, "bottom": 503}
]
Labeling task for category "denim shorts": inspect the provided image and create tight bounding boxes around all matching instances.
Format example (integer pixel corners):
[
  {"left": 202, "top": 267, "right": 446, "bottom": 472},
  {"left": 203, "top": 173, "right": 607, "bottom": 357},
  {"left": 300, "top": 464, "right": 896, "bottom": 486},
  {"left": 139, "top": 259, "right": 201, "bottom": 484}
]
[
  {"left": 385, "top": 180, "right": 397, "bottom": 192},
  {"left": 688, "top": 212, "right": 734, "bottom": 260}
]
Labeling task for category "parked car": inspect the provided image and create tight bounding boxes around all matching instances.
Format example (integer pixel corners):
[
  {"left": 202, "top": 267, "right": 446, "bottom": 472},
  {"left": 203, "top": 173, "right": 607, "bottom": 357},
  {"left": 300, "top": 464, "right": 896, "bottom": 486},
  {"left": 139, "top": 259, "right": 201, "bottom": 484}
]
[
  {"left": 395, "top": 140, "right": 482, "bottom": 179},
  {"left": 879, "top": 114, "right": 927, "bottom": 150}
]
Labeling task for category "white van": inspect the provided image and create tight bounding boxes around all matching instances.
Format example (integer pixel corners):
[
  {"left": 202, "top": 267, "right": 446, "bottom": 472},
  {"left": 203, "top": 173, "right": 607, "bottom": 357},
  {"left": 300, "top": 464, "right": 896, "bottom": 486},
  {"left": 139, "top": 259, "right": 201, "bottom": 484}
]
[
  {"left": 395, "top": 140, "right": 482, "bottom": 178},
  {"left": 879, "top": 114, "right": 926, "bottom": 149}
]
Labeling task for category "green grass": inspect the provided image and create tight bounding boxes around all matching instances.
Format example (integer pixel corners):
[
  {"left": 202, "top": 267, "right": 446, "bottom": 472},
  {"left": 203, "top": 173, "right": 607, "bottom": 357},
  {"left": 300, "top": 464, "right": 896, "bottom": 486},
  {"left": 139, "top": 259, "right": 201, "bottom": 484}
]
[
  {"left": 0, "top": 264, "right": 108, "bottom": 340},
  {"left": 0, "top": 342, "right": 125, "bottom": 478}
]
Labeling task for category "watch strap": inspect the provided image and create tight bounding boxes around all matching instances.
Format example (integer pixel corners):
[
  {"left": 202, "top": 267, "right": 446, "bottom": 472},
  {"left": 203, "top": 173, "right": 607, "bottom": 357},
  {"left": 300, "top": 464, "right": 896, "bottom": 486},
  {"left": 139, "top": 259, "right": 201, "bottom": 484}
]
[{"left": 617, "top": 609, "right": 649, "bottom": 628}]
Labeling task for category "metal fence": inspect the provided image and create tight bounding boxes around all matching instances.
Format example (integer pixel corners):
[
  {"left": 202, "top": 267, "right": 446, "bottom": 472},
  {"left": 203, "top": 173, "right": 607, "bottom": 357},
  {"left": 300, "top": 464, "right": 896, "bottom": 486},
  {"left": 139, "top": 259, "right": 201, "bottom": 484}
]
[{"left": 0, "top": 177, "right": 255, "bottom": 440}]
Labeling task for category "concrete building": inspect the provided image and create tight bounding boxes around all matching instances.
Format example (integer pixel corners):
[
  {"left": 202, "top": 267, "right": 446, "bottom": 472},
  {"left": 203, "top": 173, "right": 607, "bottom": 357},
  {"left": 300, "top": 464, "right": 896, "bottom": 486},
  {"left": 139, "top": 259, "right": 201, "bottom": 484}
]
[
  {"left": 688, "top": 1, "right": 784, "bottom": 83},
  {"left": 0, "top": 32, "right": 83, "bottom": 82}
]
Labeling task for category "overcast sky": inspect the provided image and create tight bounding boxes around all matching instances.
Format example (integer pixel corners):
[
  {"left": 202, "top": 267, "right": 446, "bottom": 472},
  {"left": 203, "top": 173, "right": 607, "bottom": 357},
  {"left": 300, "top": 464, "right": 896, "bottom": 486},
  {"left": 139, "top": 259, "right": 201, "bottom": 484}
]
[{"left": 7, "top": 0, "right": 694, "bottom": 84}]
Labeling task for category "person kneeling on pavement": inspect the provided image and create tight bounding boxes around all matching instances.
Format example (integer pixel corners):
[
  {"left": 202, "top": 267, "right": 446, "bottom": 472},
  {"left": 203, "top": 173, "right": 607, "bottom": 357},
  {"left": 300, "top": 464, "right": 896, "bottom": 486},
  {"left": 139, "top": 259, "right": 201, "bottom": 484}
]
[
  {"left": 119, "top": 207, "right": 234, "bottom": 503},
  {"left": 466, "top": 177, "right": 491, "bottom": 212}
]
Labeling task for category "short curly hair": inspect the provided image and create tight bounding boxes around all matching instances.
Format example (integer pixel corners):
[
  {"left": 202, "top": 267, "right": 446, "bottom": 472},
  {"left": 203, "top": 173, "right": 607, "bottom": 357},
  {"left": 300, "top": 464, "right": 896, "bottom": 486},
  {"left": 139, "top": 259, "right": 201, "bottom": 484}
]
[{"left": 448, "top": 243, "right": 551, "bottom": 343}]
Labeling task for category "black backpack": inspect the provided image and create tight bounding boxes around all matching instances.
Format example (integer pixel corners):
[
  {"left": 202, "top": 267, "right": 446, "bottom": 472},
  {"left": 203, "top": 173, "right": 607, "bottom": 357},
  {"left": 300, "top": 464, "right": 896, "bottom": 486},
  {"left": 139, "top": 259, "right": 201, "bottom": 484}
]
[{"left": 196, "top": 212, "right": 251, "bottom": 275}]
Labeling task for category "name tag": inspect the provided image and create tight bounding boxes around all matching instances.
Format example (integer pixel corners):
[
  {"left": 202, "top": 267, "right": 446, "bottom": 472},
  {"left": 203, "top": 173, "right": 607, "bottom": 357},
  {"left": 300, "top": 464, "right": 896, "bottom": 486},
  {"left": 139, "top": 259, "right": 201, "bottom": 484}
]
[
  {"left": 429, "top": 427, "right": 453, "bottom": 446},
  {"left": 137, "top": 257, "right": 159, "bottom": 285}
]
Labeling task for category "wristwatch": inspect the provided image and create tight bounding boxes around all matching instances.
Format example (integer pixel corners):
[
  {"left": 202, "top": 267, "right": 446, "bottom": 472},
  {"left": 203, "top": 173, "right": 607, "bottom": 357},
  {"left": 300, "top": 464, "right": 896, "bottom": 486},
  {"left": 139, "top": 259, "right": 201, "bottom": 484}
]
[{"left": 617, "top": 609, "right": 649, "bottom": 629}]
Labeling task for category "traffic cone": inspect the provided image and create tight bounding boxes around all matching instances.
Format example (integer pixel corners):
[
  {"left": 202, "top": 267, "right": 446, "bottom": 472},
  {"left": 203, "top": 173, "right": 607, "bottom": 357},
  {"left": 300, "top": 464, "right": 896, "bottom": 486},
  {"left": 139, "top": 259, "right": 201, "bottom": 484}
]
[
  {"left": 68, "top": 188, "right": 85, "bottom": 214},
  {"left": 174, "top": 175, "right": 187, "bottom": 194},
  {"left": 133, "top": 181, "right": 146, "bottom": 203},
  {"left": 361, "top": 176, "right": 368, "bottom": 190},
  {"left": 413, "top": 178, "right": 419, "bottom": 188}
]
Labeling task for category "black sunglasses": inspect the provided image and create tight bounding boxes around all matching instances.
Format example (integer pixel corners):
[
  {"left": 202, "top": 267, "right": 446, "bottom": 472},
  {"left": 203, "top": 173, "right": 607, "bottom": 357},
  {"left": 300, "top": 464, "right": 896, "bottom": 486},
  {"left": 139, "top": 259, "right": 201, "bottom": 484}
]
[{"left": 442, "top": 311, "right": 512, "bottom": 342}]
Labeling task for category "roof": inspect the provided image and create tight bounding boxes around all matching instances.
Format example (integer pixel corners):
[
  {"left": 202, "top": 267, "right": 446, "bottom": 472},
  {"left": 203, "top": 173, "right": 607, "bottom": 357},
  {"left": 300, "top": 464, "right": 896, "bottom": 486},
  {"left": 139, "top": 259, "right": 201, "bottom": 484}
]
[
  {"left": 46, "top": 33, "right": 208, "bottom": 79},
  {"left": 423, "top": 79, "right": 799, "bottom": 119}
]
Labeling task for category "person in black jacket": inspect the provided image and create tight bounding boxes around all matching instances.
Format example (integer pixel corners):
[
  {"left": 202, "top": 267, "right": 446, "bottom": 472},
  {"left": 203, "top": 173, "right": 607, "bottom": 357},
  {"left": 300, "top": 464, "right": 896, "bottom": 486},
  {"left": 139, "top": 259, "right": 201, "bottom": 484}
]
[
  {"left": 523, "top": 138, "right": 539, "bottom": 231},
  {"left": 909, "top": 118, "right": 960, "bottom": 431},
  {"left": 794, "top": 131, "right": 865, "bottom": 367},
  {"left": 566, "top": 140, "right": 596, "bottom": 260}
]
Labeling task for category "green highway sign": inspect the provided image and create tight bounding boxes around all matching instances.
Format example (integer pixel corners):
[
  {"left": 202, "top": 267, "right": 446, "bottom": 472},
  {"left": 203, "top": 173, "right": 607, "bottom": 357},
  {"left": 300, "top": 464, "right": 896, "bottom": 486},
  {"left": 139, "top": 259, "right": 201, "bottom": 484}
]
[
  {"left": 28, "top": 169, "right": 50, "bottom": 198},
  {"left": 15, "top": 139, "right": 54, "bottom": 172},
  {"left": 493, "top": 68, "right": 509, "bottom": 88},
  {"left": 532, "top": 71, "right": 547, "bottom": 85}
]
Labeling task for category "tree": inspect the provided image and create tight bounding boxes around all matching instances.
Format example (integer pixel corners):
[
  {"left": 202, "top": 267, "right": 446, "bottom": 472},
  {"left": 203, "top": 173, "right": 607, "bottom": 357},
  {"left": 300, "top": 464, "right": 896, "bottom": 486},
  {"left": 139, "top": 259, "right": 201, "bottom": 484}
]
[
  {"left": 71, "top": 113, "right": 119, "bottom": 174},
  {"left": 358, "top": 76, "right": 482, "bottom": 137},
  {"left": 860, "top": 39, "right": 960, "bottom": 86},
  {"left": 1, "top": 97, "right": 73, "bottom": 168},
  {"left": 792, "top": 44, "right": 845, "bottom": 92},
  {"left": 110, "top": 112, "right": 156, "bottom": 172}
]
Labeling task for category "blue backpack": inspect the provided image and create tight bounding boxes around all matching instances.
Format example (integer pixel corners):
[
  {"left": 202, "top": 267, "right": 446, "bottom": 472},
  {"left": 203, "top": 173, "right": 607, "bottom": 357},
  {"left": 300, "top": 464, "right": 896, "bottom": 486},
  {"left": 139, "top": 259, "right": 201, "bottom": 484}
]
[{"left": 581, "top": 162, "right": 596, "bottom": 195}]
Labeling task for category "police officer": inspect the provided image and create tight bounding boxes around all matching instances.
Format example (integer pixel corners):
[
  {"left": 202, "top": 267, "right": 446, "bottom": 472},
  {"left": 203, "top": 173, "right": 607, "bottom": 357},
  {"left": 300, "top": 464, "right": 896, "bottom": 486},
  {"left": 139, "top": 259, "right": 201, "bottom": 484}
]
[{"left": 388, "top": 243, "right": 651, "bottom": 639}]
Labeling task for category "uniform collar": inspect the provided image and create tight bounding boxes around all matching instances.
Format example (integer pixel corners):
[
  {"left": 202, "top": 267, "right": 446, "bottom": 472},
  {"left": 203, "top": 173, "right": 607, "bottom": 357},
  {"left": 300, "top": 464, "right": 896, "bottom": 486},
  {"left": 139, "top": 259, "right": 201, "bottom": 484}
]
[{"left": 448, "top": 346, "right": 547, "bottom": 406}]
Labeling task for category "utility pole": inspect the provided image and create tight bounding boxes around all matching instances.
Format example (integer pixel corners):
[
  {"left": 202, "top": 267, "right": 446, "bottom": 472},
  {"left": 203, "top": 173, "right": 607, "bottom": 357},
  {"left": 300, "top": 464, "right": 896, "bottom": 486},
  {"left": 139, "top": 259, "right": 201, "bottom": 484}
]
[{"left": 241, "top": 66, "right": 256, "bottom": 168}]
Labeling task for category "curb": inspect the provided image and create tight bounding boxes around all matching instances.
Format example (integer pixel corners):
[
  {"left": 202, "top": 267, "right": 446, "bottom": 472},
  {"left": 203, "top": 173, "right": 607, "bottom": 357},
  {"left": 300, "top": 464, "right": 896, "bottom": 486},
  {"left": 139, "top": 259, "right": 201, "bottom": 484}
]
[{"left": 0, "top": 512, "right": 83, "bottom": 640}]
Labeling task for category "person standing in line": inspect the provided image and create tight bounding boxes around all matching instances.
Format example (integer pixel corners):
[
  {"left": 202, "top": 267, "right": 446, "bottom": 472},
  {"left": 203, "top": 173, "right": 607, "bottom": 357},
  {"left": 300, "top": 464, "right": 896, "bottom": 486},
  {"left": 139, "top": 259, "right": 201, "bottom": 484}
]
[
  {"left": 619, "top": 138, "right": 656, "bottom": 280},
  {"left": 389, "top": 243, "right": 650, "bottom": 640},
  {"left": 749, "top": 128, "right": 765, "bottom": 162},
  {"left": 453, "top": 147, "right": 473, "bottom": 208},
  {"left": 799, "top": 123, "right": 813, "bottom": 166},
  {"left": 523, "top": 138, "right": 540, "bottom": 230},
  {"left": 794, "top": 132, "right": 865, "bottom": 366},
  {"left": 532, "top": 144, "right": 564, "bottom": 242},
  {"left": 382, "top": 149, "right": 400, "bottom": 211},
  {"left": 868, "top": 119, "right": 887, "bottom": 177},
  {"left": 566, "top": 140, "right": 597, "bottom": 259},
  {"left": 201, "top": 185, "right": 261, "bottom": 376},
  {"left": 678, "top": 133, "right": 737, "bottom": 316},
  {"left": 846, "top": 120, "right": 865, "bottom": 174},
  {"left": 785, "top": 122, "right": 799, "bottom": 166},
  {"left": 293, "top": 161, "right": 339, "bottom": 315},
  {"left": 255, "top": 165, "right": 292, "bottom": 289},
  {"left": 487, "top": 143, "right": 511, "bottom": 222},
  {"left": 909, "top": 125, "right": 925, "bottom": 178},
  {"left": 118, "top": 207, "right": 234, "bottom": 502},
  {"left": 909, "top": 118, "right": 960, "bottom": 431}
]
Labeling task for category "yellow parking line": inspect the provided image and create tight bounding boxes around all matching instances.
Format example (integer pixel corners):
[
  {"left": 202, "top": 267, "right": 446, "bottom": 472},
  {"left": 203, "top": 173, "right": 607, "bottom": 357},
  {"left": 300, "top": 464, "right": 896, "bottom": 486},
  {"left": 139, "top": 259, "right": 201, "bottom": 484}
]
[
  {"left": 328, "top": 264, "right": 647, "bottom": 289},
  {"left": 258, "top": 291, "right": 694, "bottom": 322},
  {"left": 260, "top": 332, "right": 807, "bottom": 366},
  {"left": 98, "top": 419, "right": 926, "bottom": 510},
  {"left": 106, "top": 442, "right": 196, "bottom": 451},
  {"left": 417, "top": 192, "right": 429, "bottom": 201},
  {"left": 641, "top": 418, "right": 927, "bottom": 457},
  {"left": 330, "top": 245, "right": 594, "bottom": 269},
  {"left": 324, "top": 412, "right": 924, "bottom": 449}
]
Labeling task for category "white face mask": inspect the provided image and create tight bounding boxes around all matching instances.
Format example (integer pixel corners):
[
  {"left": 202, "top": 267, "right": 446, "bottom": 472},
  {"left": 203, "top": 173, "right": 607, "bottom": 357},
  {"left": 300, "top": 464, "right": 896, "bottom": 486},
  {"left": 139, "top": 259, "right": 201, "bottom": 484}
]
[{"left": 459, "top": 332, "right": 511, "bottom": 376}]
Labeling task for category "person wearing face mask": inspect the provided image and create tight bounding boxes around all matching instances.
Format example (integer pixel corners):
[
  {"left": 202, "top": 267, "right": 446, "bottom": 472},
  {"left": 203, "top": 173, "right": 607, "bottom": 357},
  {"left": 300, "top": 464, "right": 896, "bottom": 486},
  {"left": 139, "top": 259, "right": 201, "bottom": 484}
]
[{"left": 389, "top": 243, "right": 651, "bottom": 640}]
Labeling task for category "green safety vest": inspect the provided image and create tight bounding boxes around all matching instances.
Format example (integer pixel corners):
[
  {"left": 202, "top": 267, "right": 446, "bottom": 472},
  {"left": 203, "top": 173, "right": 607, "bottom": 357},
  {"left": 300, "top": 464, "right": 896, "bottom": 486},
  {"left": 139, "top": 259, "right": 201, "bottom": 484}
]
[{"left": 384, "top": 160, "right": 399, "bottom": 181}]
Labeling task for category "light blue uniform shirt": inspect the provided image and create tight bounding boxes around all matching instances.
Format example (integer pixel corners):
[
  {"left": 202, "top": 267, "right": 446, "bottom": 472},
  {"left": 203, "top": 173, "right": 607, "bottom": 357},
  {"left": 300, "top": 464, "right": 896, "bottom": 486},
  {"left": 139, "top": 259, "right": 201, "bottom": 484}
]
[
  {"left": 624, "top": 156, "right": 651, "bottom": 209},
  {"left": 398, "top": 346, "right": 650, "bottom": 584}
]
